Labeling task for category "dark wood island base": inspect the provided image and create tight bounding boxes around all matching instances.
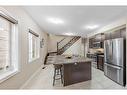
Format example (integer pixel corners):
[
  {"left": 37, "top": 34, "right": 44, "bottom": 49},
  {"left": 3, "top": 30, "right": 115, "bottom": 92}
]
[
  {"left": 63, "top": 62, "right": 91, "bottom": 86},
  {"left": 53, "top": 55, "right": 92, "bottom": 86}
]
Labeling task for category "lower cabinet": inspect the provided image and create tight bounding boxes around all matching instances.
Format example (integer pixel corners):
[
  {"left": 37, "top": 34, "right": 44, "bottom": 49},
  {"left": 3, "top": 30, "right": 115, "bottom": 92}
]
[
  {"left": 63, "top": 62, "right": 91, "bottom": 86},
  {"left": 97, "top": 56, "right": 104, "bottom": 71}
]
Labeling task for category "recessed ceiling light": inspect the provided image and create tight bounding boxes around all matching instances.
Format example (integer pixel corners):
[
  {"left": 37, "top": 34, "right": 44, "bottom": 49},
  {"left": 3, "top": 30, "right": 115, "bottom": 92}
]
[
  {"left": 47, "top": 17, "right": 64, "bottom": 24},
  {"left": 85, "top": 25, "right": 99, "bottom": 29},
  {"left": 64, "top": 32, "right": 74, "bottom": 36}
]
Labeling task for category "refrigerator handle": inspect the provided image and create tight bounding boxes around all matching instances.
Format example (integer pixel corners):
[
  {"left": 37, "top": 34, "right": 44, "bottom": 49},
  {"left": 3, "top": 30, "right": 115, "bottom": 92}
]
[
  {"left": 111, "top": 40, "right": 113, "bottom": 63},
  {"left": 105, "top": 63, "right": 121, "bottom": 70}
]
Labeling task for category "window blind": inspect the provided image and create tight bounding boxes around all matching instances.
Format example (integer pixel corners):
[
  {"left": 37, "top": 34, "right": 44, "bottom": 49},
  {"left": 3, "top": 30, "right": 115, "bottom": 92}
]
[
  {"left": 28, "top": 29, "right": 39, "bottom": 62},
  {"left": 0, "top": 16, "right": 11, "bottom": 69},
  {"left": 0, "top": 10, "right": 18, "bottom": 24}
]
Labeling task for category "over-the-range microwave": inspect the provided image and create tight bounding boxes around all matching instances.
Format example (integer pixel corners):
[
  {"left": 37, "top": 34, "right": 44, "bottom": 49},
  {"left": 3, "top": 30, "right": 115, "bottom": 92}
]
[{"left": 93, "top": 42, "right": 103, "bottom": 48}]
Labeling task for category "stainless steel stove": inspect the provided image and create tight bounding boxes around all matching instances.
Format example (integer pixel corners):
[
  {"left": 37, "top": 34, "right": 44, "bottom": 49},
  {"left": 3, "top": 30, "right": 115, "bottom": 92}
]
[{"left": 87, "top": 53, "right": 104, "bottom": 68}]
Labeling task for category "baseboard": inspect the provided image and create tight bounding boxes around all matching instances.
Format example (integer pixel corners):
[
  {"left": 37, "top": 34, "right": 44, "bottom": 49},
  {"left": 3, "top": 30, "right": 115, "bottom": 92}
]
[
  {"left": 48, "top": 51, "right": 57, "bottom": 53},
  {"left": 48, "top": 52, "right": 57, "bottom": 55},
  {"left": 19, "top": 65, "right": 44, "bottom": 89}
]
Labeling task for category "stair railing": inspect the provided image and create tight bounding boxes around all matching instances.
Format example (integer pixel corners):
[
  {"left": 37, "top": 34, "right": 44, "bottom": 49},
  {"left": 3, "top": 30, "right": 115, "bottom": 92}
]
[
  {"left": 57, "top": 37, "right": 73, "bottom": 53},
  {"left": 57, "top": 36, "right": 80, "bottom": 55},
  {"left": 57, "top": 38, "right": 65, "bottom": 54}
]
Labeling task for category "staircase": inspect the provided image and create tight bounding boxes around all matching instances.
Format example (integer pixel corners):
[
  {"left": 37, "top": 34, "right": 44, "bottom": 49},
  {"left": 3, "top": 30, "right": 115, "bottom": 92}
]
[
  {"left": 57, "top": 36, "right": 81, "bottom": 55},
  {"left": 44, "top": 36, "right": 81, "bottom": 65}
]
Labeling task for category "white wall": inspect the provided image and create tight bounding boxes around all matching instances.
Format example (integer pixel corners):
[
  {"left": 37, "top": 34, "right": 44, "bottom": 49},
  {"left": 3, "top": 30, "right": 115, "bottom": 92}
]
[
  {"left": 48, "top": 34, "right": 73, "bottom": 52},
  {"left": 48, "top": 34, "right": 84, "bottom": 56},
  {"left": 87, "top": 17, "right": 127, "bottom": 37},
  {"left": 0, "top": 6, "right": 48, "bottom": 89},
  {"left": 84, "top": 38, "right": 89, "bottom": 57}
]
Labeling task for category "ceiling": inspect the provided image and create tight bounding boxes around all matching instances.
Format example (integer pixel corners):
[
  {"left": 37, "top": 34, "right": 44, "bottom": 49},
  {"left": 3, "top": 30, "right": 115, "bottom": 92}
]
[{"left": 24, "top": 6, "right": 127, "bottom": 37}]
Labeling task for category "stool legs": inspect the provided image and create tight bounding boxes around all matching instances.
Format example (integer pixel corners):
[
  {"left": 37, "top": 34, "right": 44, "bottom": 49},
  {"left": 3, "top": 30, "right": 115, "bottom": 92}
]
[
  {"left": 53, "top": 68, "right": 63, "bottom": 86},
  {"left": 53, "top": 69, "right": 56, "bottom": 86},
  {"left": 60, "top": 68, "right": 63, "bottom": 84}
]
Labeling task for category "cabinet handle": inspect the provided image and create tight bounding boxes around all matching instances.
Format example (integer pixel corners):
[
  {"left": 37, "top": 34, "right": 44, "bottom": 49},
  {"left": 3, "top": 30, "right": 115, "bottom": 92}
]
[{"left": 74, "top": 63, "right": 77, "bottom": 65}]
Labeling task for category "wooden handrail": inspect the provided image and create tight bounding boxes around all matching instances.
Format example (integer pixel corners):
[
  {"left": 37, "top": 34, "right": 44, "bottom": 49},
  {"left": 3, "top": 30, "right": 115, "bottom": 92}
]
[
  {"left": 57, "top": 42, "right": 59, "bottom": 55},
  {"left": 57, "top": 36, "right": 81, "bottom": 55},
  {"left": 57, "top": 37, "right": 66, "bottom": 54},
  {"left": 57, "top": 38, "right": 66, "bottom": 44}
]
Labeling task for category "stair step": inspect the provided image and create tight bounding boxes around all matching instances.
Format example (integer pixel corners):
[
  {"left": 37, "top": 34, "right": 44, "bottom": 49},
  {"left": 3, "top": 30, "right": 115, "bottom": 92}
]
[{"left": 46, "top": 55, "right": 56, "bottom": 65}]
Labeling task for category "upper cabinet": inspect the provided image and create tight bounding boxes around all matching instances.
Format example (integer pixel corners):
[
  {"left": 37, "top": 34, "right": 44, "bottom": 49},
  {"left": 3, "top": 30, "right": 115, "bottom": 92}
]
[
  {"left": 95, "top": 34, "right": 102, "bottom": 42},
  {"left": 89, "top": 26, "right": 126, "bottom": 49},
  {"left": 111, "top": 29, "right": 121, "bottom": 39},
  {"left": 89, "top": 33, "right": 104, "bottom": 48},
  {"left": 120, "top": 27, "right": 126, "bottom": 39},
  {"left": 89, "top": 37, "right": 94, "bottom": 48},
  {"left": 104, "top": 27, "right": 126, "bottom": 40},
  {"left": 104, "top": 32, "right": 111, "bottom": 40}
]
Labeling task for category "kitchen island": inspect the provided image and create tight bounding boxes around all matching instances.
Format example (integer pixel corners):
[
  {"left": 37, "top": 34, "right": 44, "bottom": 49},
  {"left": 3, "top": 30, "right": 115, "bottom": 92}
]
[{"left": 53, "top": 55, "right": 92, "bottom": 86}]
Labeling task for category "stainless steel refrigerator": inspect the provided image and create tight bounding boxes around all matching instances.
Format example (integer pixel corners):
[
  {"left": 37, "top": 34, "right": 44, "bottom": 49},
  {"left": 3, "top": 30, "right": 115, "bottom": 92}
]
[{"left": 104, "top": 38, "right": 126, "bottom": 86}]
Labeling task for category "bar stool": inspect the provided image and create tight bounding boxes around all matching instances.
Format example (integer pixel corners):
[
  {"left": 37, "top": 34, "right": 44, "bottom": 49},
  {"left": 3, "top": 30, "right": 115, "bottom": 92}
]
[{"left": 53, "top": 64, "right": 63, "bottom": 86}]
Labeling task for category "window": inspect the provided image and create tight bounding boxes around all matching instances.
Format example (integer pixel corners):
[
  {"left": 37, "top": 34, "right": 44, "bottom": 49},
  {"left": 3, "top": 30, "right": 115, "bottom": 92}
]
[
  {"left": 0, "top": 10, "right": 18, "bottom": 82},
  {"left": 28, "top": 29, "right": 40, "bottom": 62}
]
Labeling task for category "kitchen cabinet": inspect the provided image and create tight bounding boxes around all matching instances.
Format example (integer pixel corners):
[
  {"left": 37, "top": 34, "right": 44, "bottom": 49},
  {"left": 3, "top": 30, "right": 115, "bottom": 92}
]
[
  {"left": 89, "top": 38, "right": 94, "bottom": 48},
  {"left": 89, "top": 33, "right": 104, "bottom": 48},
  {"left": 101, "top": 33, "right": 105, "bottom": 41},
  {"left": 104, "top": 32, "right": 111, "bottom": 40},
  {"left": 94, "top": 33, "right": 104, "bottom": 42},
  {"left": 89, "top": 27, "right": 126, "bottom": 49},
  {"left": 97, "top": 55, "right": 104, "bottom": 71},
  {"left": 104, "top": 27, "right": 126, "bottom": 40},
  {"left": 64, "top": 62, "right": 91, "bottom": 86},
  {"left": 95, "top": 34, "right": 101, "bottom": 42},
  {"left": 111, "top": 30, "right": 121, "bottom": 39},
  {"left": 120, "top": 28, "right": 126, "bottom": 39}
]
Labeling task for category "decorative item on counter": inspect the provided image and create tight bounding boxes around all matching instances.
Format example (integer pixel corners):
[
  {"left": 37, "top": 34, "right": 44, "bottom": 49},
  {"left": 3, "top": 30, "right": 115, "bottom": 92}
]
[
  {"left": 72, "top": 54, "right": 81, "bottom": 57},
  {"left": 65, "top": 55, "right": 72, "bottom": 59}
]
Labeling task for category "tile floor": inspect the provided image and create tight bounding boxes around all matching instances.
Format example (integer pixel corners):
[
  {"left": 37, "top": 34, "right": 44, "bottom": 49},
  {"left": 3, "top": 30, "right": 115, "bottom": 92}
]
[{"left": 22, "top": 65, "right": 127, "bottom": 89}]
